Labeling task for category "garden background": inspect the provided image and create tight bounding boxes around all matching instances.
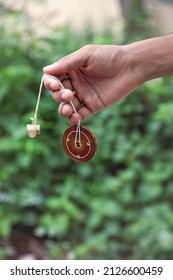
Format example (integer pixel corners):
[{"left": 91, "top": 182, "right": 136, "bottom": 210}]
[{"left": 1, "top": 0, "right": 173, "bottom": 260}]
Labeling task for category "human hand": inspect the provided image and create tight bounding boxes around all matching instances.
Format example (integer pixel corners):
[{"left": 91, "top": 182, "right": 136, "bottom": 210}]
[{"left": 43, "top": 44, "right": 140, "bottom": 125}]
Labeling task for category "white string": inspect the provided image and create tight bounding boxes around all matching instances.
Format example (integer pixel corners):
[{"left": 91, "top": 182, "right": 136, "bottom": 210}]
[
  {"left": 32, "top": 74, "right": 81, "bottom": 144},
  {"left": 33, "top": 74, "right": 46, "bottom": 125},
  {"left": 75, "top": 120, "right": 81, "bottom": 146}
]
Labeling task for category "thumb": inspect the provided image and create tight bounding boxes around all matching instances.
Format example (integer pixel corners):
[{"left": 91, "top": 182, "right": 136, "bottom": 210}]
[{"left": 43, "top": 47, "right": 88, "bottom": 75}]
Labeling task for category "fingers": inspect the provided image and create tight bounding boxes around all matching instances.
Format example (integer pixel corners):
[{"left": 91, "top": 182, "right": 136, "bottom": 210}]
[
  {"left": 58, "top": 97, "right": 81, "bottom": 117},
  {"left": 44, "top": 75, "right": 86, "bottom": 124},
  {"left": 43, "top": 46, "right": 93, "bottom": 125},
  {"left": 44, "top": 75, "right": 73, "bottom": 91},
  {"left": 51, "top": 89, "right": 73, "bottom": 103},
  {"left": 44, "top": 75, "right": 61, "bottom": 91},
  {"left": 58, "top": 102, "right": 92, "bottom": 125},
  {"left": 67, "top": 106, "right": 92, "bottom": 125},
  {"left": 60, "top": 78, "right": 73, "bottom": 91},
  {"left": 44, "top": 75, "right": 74, "bottom": 103},
  {"left": 45, "top": 81, "right": 92, "bottom": 125}
]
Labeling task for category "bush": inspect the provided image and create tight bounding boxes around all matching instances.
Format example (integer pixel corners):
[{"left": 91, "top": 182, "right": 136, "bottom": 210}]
[{"left": 1, "top": 1, "right": 173, "bottom": 260}]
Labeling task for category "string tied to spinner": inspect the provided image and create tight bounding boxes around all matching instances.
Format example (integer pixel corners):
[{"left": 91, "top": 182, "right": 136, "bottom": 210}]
[{"left": 27, "top": 74, "right": 97, "bottom": 162}]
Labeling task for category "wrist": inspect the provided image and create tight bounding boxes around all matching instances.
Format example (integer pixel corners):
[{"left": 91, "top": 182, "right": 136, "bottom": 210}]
[{"left": 127, "top": 34, "right": 173, "bottom": 84}]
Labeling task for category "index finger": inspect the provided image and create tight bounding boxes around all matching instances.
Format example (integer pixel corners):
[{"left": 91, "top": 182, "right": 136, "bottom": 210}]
[{"left": 43, "top": 47, "right": 89, "bottom": 75}]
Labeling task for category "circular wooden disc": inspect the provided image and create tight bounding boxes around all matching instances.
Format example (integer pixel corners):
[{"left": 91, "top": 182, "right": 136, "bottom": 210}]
[{"left": 63, "top": 125, "right": 97, "bottom": 163}]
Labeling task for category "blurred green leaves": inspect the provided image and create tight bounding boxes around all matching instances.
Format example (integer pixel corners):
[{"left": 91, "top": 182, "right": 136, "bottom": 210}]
[{"left": 1, "top": 0, "right": 173, "bottom": 260}]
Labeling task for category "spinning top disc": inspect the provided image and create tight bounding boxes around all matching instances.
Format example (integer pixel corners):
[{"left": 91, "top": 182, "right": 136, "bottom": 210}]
[{"left": 63, "top": 125, "right": 97, "bottom": 163}]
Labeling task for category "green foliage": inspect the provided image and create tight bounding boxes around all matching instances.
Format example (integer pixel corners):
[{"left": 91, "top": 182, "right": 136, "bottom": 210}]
[
  {"left": 1, "top": 0, "right": 173, "bottom": 260},
  {"left": 122, "top": 0, "right": 155, "bottom": 43}
]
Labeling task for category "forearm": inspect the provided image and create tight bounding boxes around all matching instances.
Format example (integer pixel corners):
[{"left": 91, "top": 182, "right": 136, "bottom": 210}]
[{"left": 127, "top": 33, "right": 173, "bottom": 84}]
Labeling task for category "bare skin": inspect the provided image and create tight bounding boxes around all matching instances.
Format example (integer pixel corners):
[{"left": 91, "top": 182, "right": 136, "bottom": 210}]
[{"left": 43, "top": 34, "right": 173, "bottom": 125}]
